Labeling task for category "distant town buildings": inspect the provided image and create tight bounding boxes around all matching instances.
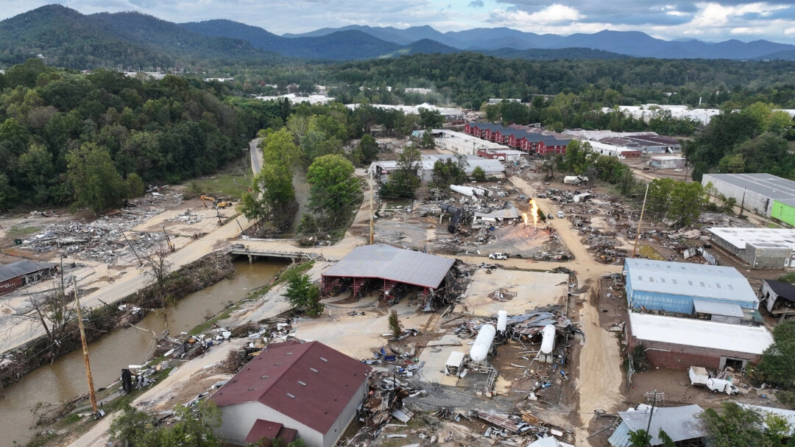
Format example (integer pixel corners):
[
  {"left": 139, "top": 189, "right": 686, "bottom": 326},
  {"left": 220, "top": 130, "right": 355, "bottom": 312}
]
[
  {"left": 346, "top": 103, "right": 465, "bottom": 120},
  {"left": 602, "top": 104, "right": 795, "bottom": 125},
  {"left": 255, "top": 93, "right": 335, "bottom": 105},
  {"left": 368, "top": 154, "right": 505, "bottom": 183}
]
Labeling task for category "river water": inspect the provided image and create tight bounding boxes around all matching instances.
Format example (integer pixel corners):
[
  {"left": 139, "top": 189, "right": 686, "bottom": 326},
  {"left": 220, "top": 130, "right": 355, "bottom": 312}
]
[{"left": 0, "top": 258, "right": 287, "bottom": 447}]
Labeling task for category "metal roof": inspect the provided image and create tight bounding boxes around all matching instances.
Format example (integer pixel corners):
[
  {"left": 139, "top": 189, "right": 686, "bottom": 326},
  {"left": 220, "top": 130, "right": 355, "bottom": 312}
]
[
  {"left": 211, "top": 341, "right": 371, "bottom": 435},
  {"left": 0, "top": 260, "right": 55, "bottom": 283},
  {"left": 244, "top": 420, "right": 297, "bottom": 444},
  {"left": 764, "top": 279, "right": 795, "bottom": 302},
  {"left": 323, "top": 244, "right": 454, "bottom": 289},
  {"left": 709, "top": 227, "right": 795, "bottom": 251},
  {"left": 693, "top": 299, "right": 745, "bottom": 318},
  {"left": 702, "top": 173, "right": 795, "bottom": 200},
  {"left": 609, "top": 405, "right": 706, "bottom": 447},
  {"left": 625, "top": 259, "right": 758, "bottom": 305},
  {"left": 629, "top": 313, "right": 774, "bottom": 355}
]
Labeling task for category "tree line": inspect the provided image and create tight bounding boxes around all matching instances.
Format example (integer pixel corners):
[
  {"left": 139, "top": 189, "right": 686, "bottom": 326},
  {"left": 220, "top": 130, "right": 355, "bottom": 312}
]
[{"left": 0, "top": 58, "right": 287, "bottom": 213}]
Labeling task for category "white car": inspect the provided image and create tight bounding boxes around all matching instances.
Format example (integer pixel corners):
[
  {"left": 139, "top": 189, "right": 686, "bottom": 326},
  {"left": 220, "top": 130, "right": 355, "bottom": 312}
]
[
  {"left": 557, "top": 210, "right": 565, "bottom": 218},
  {"left": 489, "top": 253, "right": 508, "bottom": 260}
]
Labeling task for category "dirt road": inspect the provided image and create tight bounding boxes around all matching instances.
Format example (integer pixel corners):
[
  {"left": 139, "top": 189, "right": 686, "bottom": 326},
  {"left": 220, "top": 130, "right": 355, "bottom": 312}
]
[{"left": 509, "top": 176, "right": 624, "bottom": 444}]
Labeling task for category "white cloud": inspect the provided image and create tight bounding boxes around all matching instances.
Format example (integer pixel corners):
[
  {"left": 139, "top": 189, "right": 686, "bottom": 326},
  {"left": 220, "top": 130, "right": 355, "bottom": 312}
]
[
  {"left": 786, "top": 27, "right": 795, "bottom": 35},
  {"left": 490, "top": 4, "right": 581, "bottom": 28},
  {"left": 731, "top": 26, "right": 763, "bottom": 34},
  {"left": 666, "top": 10, "right": 689, "bottom": 17}
]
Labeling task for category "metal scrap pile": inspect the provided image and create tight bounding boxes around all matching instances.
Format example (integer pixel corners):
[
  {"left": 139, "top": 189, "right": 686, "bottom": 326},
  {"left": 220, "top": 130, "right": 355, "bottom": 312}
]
[
  {"left": 429, "top": 408, "right": 571, "bottom": 446},
  {"left": 344, "top": 372, "right": 422, "bottom": 445},
  {"left": 506, "top": 311, "right": 573, "bottom": 339}
]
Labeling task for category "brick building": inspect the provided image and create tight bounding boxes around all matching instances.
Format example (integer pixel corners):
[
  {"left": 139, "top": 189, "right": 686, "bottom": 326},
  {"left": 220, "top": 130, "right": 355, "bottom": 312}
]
[
  {"left": 0, "top": 260, "right": 56, "bottom": 295},
  {"left": 627, "top": 313, "right": 773, "bottom": 370},
  {"left": 464, "top": 123, "right": 571, "bottom": 154}
]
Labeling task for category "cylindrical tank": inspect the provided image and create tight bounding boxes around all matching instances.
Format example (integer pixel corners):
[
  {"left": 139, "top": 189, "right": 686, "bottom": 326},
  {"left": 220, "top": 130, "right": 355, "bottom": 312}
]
[
  {"left": 497, "top": 311, "right": 508, "bottom": 332},
  {"left": 540, "top": 324, "right": 556, "bottom": 354},
  {"left": 470, "top": 324, "right": 496, "bottom": 362}
]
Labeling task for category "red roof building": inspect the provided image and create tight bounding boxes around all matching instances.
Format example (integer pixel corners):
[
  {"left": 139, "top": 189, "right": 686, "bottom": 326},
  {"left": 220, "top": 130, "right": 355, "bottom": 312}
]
[{"left": 211, "top": 341, "right": 372, "bottom": 447}]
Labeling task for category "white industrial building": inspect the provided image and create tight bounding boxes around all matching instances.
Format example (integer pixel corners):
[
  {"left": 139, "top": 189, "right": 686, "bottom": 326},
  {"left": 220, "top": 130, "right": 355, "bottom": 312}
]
[
  {"left": 255, "top": 94, "right": 335, "bottom": 105},
  {"left": 649, "top": 155, "right": 686, "bottom": 169},
  {"left": 708, "top": 227, "right": 795, "bottom": 269},
  {"left": 601, "top": 105, "right": 724, "bottom": 125},
  {"left": 585, "top": 141, "right": 641, "bottom": 159},
  {"left": 346, "top": 103, "right": 464, "bottom": 119},
  {"left": 702, "top": 173, "right": 795, "bottom": 218},
  {"left": 433, "top": 129, "right": 509, "bottom": 155},
  {"left": 369, "top": 154, "right": 505, "bottom": 183}
]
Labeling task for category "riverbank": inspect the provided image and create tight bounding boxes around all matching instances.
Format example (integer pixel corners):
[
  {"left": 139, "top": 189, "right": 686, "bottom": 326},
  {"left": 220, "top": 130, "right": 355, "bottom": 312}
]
[{"left": 0, "top": 252, "right": 236, "bottom": 390}]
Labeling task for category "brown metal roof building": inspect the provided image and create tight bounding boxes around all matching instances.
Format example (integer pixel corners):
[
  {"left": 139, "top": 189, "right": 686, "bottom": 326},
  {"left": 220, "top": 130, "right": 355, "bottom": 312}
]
[
  {"left": 321, "top": 244, "right": 455, "bottom": 300},
  {"left": 0, "top": 260, "right": 56, "bottom": 296},
  {"left": 211, "top": 341, "right": 372, "bottom": 447}
]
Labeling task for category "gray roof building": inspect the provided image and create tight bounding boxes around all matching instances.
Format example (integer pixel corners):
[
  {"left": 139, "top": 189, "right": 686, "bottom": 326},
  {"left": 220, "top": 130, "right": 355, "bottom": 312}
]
[
  {"left": 609, "top": 405, "right": 706, "bottom": 447},
  {"left": 322, "top": 245, "right": 454, "bottom": 298},
  {"left": 702, "top": 173, "right": 795, "bottom": 218}
]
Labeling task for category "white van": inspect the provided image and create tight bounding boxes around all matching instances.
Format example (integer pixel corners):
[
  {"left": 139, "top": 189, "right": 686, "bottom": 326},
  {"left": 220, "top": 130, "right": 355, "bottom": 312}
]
[{"left": 557, "top": 210, "right": 564, "bottom": 218}]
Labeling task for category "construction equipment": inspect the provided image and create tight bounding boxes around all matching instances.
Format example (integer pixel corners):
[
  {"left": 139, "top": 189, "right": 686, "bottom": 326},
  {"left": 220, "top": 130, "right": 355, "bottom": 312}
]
[{"left": 215, "top": 200, "right": 233, "bottom": 209}]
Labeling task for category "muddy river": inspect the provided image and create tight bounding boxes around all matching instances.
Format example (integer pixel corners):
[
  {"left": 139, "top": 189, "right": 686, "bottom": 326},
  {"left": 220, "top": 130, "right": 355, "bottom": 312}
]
[{"left": 0, "top": 258, "right": 287, "bottom": 447}]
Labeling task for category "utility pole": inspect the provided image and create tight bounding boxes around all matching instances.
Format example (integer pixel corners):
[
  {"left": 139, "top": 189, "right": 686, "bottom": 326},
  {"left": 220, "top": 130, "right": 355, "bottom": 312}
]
[
  {"left": 739, "top": 189, "right": 747, "bottom": 217},
  {"left": 122, "top": 231, "right": 143, "bottom": 267},
  {"left": 161, "top": 225, "right": 174, "bottom": 253},
  {"left": 369, "top": 173, "right": 375, "bottom": 245},
  {"left": 60, "top": 254, "right": 65, "bottom": 295},
  {"left": 632, "top": 183, "right": 650, "bottom": 258},
  {"left": 73, "top": 277, "right": 98, "bottom": 416}
]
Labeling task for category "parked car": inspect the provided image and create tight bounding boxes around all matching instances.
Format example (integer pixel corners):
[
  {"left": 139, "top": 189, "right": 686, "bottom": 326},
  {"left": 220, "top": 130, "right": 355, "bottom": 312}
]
[
  {"left": 557, "top": 210, "right": 565, "bottom": 218},
  {"left": 489, "top": 253, "right": 508, "bottom": 260}
]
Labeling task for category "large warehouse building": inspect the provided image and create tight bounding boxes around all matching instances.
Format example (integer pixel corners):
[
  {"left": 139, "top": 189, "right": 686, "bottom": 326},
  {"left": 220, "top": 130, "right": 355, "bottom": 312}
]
[
  {"left": 322, "top": 244, "right": 455, "bottom": 301},
  {"left": 627, "top": 313, "right": 774, "bottom": 370},
  {"left": 708, "top": 227, "right": 795, "bottom": 269},
  {"left": 701, "top": 173, "right": 795, "bottom": 220},
  {"left": 624, "top": 259, "right": 759, "bottom": 318}
]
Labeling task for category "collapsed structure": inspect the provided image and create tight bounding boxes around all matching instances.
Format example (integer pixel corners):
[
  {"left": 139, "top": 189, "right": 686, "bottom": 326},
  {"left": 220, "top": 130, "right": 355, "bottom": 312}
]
[{"left": 211, "top": 341, "right": 371, "bottom": 447}]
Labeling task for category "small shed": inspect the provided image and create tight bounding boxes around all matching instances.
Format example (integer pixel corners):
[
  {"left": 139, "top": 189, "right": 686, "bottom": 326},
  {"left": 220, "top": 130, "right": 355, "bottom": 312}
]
[{"left": 761, "top": 279, "right": 795, "bottom": 316}]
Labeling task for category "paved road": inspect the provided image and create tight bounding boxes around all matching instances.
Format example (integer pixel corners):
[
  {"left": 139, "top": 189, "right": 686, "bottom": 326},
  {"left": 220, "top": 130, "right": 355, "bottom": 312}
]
[{"left": 250, "top": 138, "right": 263, "bottom": 175}]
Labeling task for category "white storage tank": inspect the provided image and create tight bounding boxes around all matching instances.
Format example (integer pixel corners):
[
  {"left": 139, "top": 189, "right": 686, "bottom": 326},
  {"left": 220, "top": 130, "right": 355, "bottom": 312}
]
[
  {"left": 497, "top": 310, "right": 508, "bottom": 332},
  {"left": 470, "top": 324, "right": 496, "bottom": 362},
  {"left": 540, "top": 324, "right": 556, "bottom": 355}
]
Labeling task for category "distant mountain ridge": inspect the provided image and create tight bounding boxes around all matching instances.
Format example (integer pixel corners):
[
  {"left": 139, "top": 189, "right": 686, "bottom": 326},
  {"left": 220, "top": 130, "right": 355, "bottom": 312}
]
[{"left": 282, "top": 25, "right": 795, "bottom": 60}]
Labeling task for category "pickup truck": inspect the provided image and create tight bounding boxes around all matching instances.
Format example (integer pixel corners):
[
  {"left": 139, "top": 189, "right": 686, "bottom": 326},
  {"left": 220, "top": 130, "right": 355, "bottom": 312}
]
[{"left": 489, "top": 253, "right": 508, "bottom": 260}]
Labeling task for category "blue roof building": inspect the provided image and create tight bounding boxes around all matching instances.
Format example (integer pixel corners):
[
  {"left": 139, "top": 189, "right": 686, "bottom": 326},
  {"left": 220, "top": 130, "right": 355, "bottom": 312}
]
[{"left": 624, "top": 259, "right": 759, "bottom": 315}]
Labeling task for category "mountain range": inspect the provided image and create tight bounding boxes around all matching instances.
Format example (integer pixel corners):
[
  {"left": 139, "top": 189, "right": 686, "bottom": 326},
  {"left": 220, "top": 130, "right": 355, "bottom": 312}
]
[
  {"left": 1, "top": 4, "right": 795, "bottom": 70},
  {"left": 279, "top": 25, "right": 795, "bottom": 60}
]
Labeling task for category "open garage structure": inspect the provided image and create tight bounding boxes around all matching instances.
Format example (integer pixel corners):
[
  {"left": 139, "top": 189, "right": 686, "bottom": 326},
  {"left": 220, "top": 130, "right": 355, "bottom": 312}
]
[{"left": 321, "top": 244, "right": 455, "bottom": 304}]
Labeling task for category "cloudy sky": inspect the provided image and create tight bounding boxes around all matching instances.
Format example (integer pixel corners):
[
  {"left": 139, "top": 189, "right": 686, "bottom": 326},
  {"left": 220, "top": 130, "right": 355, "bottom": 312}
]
[{"left": 4, "top": 0, "right": 795, "bottom": 42}]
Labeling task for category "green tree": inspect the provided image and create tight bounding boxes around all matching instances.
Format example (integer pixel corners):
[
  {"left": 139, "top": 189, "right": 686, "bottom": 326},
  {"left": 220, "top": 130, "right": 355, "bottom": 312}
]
[
  {"left": 66, "top": 143, "right": 126, "bottom": 216},
  {"left": 126, "top": 173, "right": 145, "bottom": 198},
  {"left": 306, "top": 154, "right": 361, "bottom": 228},
  {"left": 0, "top": 173, "right": 17, "bottom": 211},
  {"left": 471, "top": 165, "right": 486, "bottom": 182},
  {"left": 109, "top": 403, "right": 152, "bottom": 447},
  {"left": 698, "top": 402, "right": 767, "bottom": 447},
  {"left": 358, "top": 134, "right": 379, "bottom": 165},
  {"left": 389, "top": 309, "right": 402, "bottom": 338},
  {"left": 418, "top": 108, "right": 444, "bottom": 129},
  {"left": 432, "top": 155, "right": 468, "bottom": 188},
  {"left": 381, "top": 145, "right": 421, "bottom": 199},
  {"left": 628, "top": 429, "right": 651, "bottom": 447},
  {"left": 718, "top": 153, "right": 746, "bottom": 173},
  {"left": 759, "top": 320, "right": 795, "bottom": 386},
  {"left": 420, "top": 129, "right": 435, "bottom": 149},
  {"left": 18, "top": 143, "right": 54, "bottom": 203},
  {"left": 668, "top": 181, "right": 706, "bottom": 227},
  {"left": 284, "top": 271, "right": 324, "bottom": 316}
]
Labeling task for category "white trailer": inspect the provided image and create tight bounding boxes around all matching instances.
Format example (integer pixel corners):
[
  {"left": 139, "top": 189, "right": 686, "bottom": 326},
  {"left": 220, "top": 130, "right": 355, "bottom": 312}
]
[{"left": 689, "top": 366, "right": 710, "bottom": 386}]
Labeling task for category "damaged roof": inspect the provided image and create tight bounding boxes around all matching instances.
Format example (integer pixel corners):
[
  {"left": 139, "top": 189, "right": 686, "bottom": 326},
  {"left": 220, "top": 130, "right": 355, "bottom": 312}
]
[
  {"left": 211, "top": 341, "right": 371, "bottom": 435},
  {"left": 323, "top": 244, "right": 454, "bottom": 289},
  {"left": 0, "top": 260, "right": 55, "bottom": 283}
]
